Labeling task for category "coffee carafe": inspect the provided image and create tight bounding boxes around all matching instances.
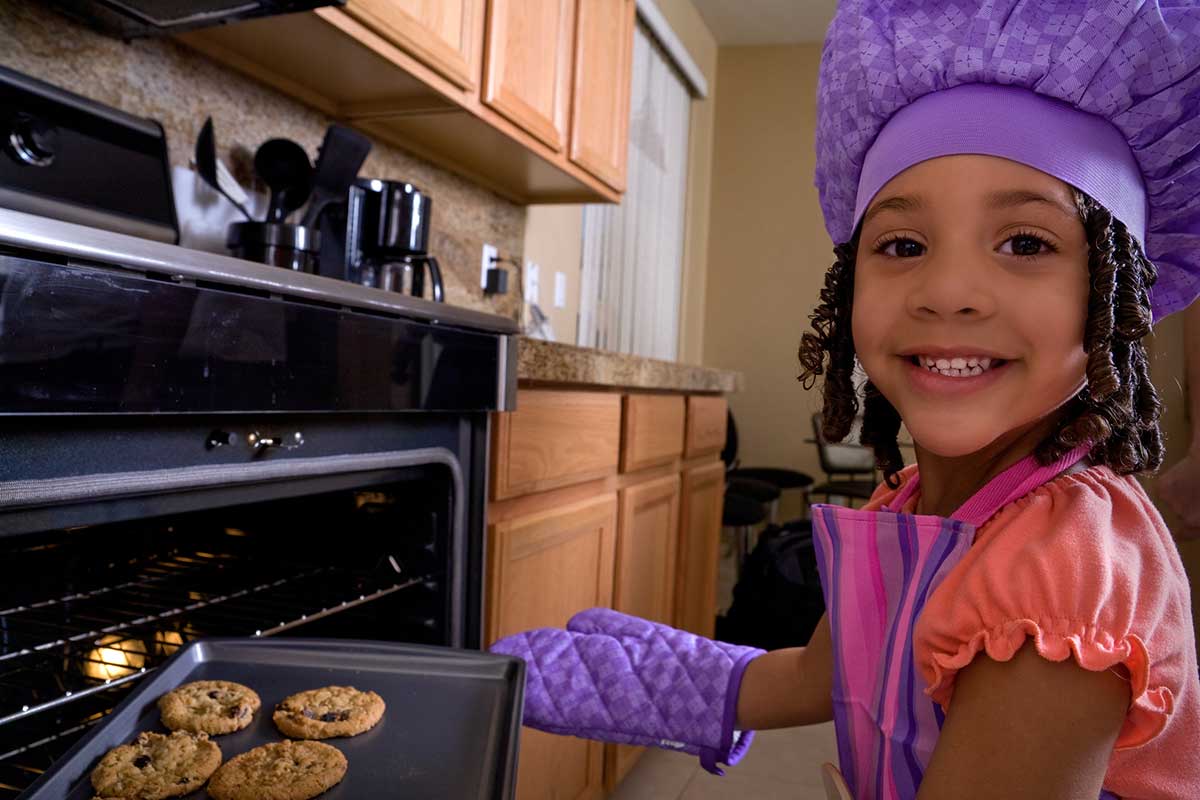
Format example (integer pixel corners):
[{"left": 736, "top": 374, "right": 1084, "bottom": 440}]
[{"left": 342, "top": 178, "right": 445, "bottom": 302}]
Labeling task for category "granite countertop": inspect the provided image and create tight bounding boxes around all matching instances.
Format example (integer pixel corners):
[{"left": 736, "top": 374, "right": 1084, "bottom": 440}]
[{"left": 517, "top": 338, "right": 741, "bottom": 393}]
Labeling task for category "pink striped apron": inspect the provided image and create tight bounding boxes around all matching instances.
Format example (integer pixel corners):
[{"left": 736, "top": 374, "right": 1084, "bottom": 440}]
[{"left": 810, "top": 443, "right": 1118, "bottom": 799}]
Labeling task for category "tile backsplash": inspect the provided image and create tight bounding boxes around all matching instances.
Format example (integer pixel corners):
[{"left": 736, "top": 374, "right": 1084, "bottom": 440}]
[{"left": 0, "top": 0, "right": 524, "bottom": 320}]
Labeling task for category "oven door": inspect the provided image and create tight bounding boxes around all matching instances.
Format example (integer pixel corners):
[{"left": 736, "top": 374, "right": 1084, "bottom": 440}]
[{"left": 0, "top": 425, "right": 480, "bottom": 796}]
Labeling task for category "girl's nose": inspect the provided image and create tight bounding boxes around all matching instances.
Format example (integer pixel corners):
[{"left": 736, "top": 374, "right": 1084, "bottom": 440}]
[{"left": 904, "top": 251, "right": 996, "bottom": 320}]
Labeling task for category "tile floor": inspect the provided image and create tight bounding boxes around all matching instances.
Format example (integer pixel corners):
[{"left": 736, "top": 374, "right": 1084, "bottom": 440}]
[{"left": 609, "top": 723, "right": 840, "bottom": 799}]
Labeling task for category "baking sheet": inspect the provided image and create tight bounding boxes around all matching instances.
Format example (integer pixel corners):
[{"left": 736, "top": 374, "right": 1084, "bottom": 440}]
[{"left": 21, "top": 638, "right": 524, "bottom": 799}]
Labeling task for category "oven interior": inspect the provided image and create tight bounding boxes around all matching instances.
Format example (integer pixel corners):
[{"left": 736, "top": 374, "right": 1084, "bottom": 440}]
[{"left": 0, "top": 464, "right": 453, "bottom": 796}]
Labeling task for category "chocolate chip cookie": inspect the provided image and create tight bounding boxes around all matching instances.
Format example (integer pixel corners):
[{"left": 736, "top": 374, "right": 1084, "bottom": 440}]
[
  {"left": 158, "top": 679, "right": 261, "bottom": 735},
  {"left": 91, "top": 730, "right": 221, "bottom": 799},
  {"left": 207, "top": 740, "right": 347, "bottom": 800},
  {"left": 272, "top": 686, "right": 385, "bottom": 739}
]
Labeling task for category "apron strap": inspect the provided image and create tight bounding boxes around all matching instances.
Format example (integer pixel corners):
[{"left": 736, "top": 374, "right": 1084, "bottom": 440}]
[{"left": 884, "top": 442, "right": 1093, "bottom": 528}]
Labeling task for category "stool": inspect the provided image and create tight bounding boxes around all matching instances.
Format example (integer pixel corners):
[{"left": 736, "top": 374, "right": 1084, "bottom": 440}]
[
  {"left": 723, "top": 410, "right": 815, "bottom": 522},
  {"left": 723, "top": 482, "right": 772, "bottom": 579},
  {"left": 728, "top": 466, "right": 814, "bottom": 521}
]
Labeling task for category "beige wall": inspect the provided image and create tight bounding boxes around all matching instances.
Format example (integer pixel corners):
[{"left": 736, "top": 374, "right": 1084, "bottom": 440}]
[
  {"left": 522, "top": 0, "right": 718, "bottom": 358},
  {"left": 702, "top": 44, "right": 829, "bottom": 516},
  {"left": 521, "top": 205, "right": 583, "bottom": 340},
  {"left": 1140, "top": 312, "right": 1200, "bottom": 644}
]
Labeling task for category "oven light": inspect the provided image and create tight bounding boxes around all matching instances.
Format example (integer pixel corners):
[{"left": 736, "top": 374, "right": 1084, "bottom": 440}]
[{"left": 83, "top": 635, "right": 147, "bottom": 681}]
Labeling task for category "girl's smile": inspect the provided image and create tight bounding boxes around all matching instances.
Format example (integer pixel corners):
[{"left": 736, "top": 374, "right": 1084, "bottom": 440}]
[
  {"left": 852, "top": 155, "right": 1090, "bottom": 459},
  {"left": 901, "top": 354, "right": 1014, "bottom": 398}
]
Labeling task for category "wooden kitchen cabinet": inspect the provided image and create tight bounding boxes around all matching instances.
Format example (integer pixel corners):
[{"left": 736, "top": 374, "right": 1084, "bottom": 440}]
[
  {"left": 620, "top": 394, "right": 684, "bottom": 473},
  {"left": 491, "top": 389, "right": 621, "bottom": 500},
  {"left": 487, "top": 386, "right": 730, "bottom": 797},
  {"left": 685, "top": 395, "right": 728, "bottom": 458},
  {"left": 675, "top": 458, "right": 725, "bottom": 638},
  {"left": 486, "top": 493, "right": 617, "bottom": 800},
  {"left": 605, "top": 472, "right": 680, "bottom": 789},
  {"left": 179, "top": 0, "right": 636, "bottom": 203},
  {"left": 343, "top": 0, "right": 485, "bottom": 91},
  {"left": 569, "top": 0, "right": 636, "bottom": 190},
  {"left": 482, "top": 0, "right": 576, "bottom": 151}
]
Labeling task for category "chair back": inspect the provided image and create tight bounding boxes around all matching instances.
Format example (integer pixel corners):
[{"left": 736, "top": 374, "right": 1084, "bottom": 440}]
[{"left": 812, "top": 412, "right": 876, "bottom": 475}]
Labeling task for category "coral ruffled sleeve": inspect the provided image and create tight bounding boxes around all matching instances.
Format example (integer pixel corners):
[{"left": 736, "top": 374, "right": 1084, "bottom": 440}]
[{"left": 912, "top": 467, "right": 1191, "bottom": 749}]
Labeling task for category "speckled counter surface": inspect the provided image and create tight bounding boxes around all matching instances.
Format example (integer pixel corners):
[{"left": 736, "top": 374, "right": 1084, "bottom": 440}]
[{"left": 518, "top": 338, "right": 741, "bottom": 393}]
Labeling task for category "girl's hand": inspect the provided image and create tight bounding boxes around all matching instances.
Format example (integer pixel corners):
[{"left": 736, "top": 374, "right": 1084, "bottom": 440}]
[{"left": 1158, "top": 450, "right": 1200, "bottom": 541}]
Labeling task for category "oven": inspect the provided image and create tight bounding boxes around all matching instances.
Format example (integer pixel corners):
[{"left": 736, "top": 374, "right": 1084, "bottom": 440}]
[{"left": 0, "top": 214, "right": 516, "bottom": 796}]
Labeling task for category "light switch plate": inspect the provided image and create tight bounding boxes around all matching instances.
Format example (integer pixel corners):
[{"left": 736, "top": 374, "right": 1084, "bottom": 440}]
[
  {"left": 554, "top": 271, "right": 567, "bottom": 308},
  {"left": 525, "top": 261, "right": 540, "bottom": 304}
]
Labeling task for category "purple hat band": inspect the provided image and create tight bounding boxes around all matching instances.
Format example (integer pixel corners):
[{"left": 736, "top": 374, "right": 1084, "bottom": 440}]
[{"left": 852, "top": 84, "right": 1148, "bottom": 247}]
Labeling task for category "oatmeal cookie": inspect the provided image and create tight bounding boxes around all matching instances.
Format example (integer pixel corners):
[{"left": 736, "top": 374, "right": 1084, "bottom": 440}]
[
  {"left": 90, "top": 730, "right": 220, "bottom": 799},
  {"left": 207, "top": 740, "right": 347, "bottom": 800},
  {"left": 272, "top": 685, "right": 385, "bottom": 739},
  {"left": 158, "top": 679, "right": 261, "bottom": 735}
]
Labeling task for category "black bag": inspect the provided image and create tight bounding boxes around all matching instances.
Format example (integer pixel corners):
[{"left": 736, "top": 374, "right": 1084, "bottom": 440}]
[{"left": 715, "top": 519, "right": 826, "bottom": 651}]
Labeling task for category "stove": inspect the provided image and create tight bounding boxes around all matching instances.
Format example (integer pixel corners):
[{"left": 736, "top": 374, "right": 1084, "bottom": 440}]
[{"left": 0, "top": 62, "right": 516, "bottom": 797}]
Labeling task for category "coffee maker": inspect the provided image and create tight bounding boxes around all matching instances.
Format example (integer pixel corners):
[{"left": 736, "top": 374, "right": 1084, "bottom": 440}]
[{"left": 318, "top": 178, "right": 444, "bottom": 302}]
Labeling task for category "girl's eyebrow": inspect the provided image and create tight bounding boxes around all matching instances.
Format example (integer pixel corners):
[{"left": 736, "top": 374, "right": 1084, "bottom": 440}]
[
  {"left": 863, "top": 189, "right": 1079, "bottom": 227},
  {"left": 862, "top": 194, "right": 923, "bottom": 226},
  {"left": 984, "top": 189, "right": 1078, "bottom": 221}
]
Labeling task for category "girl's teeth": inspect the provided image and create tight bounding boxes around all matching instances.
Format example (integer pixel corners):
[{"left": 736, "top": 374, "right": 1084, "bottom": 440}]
[{"left": 915, "top": 355, "right": 997, "bottom": 377}]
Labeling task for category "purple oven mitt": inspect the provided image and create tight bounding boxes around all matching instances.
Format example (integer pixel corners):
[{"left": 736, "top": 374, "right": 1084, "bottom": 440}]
[{"left": 489, "top": 607, "right": 766, "bottom": 775}]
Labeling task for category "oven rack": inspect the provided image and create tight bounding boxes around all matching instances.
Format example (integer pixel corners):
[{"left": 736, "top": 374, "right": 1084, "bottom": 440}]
[{"left": 0, "top": 544, "right": 434, "bottom": 731}]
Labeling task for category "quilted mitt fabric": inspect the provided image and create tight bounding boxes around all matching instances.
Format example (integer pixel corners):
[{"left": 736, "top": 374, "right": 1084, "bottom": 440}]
[
  {"left": 489, "top": 608, "right": 765, "bottom": 775},
  {"left": 814, "top": 0, "right": 1200, "bottom": 321}
]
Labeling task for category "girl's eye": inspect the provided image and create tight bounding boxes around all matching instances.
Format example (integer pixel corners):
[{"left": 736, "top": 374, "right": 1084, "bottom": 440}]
[
  {"left": 873, "top": 232, "right": 1059, "bottom": 260},
  {"left": 875, "top": 237, "right": 924, "bottom": 258},
  {"left": 1000, "top": 233, "right": 1058, "bottom": 258}
]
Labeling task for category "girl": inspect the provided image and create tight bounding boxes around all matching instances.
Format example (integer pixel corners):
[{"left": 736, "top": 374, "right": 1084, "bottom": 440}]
[{"left": 493, "top": 2, "right": 1200, "bottom": 797}]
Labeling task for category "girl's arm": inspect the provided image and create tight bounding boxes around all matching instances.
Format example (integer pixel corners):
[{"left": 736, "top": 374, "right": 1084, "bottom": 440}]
[
  {"left": 735, "top": 613, "right": 834, "bottom": 729},
  {"left": 916, "top": 641, "right": 1129, "bottom": 800}
]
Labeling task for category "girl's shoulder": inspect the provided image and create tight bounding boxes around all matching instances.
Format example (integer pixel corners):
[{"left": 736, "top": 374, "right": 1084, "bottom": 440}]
[
  {"left": 915, "top": 464, "right": 1196, "bottom": 752},
  {"left": 979, "top": 463, "right": 1173, "bottom": 551}
]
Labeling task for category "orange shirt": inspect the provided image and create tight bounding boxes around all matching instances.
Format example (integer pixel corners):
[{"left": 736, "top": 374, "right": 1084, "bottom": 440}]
[{"left": 865, "top": 464, "right": 1200, "bottom": 799}]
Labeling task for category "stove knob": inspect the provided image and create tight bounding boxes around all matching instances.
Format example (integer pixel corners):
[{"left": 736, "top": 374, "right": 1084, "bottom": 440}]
[{"left": 7, "top": 115, "right": 58, "bottom": 167}]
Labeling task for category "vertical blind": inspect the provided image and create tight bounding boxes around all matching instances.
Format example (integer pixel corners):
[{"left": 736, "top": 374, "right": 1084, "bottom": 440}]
[{"left": 578, "top": 21, "right": 691, "bottom": 360}]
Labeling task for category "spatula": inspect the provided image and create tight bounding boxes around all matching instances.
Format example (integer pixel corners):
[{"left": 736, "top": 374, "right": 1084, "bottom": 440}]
[{"left": 300, "top": 124, "right": 372, "bottom": 229}]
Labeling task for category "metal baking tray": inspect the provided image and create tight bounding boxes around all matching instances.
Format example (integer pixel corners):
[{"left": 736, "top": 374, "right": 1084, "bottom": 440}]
[{"left": 21, "top": 638, "right": 525, "bottom": 799}]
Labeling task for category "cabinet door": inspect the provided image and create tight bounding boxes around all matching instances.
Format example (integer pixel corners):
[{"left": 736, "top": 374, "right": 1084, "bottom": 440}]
[
  {"left": 483, "top": 0, "right": 576, "bottom": 151},
  {"left": 569, "top": 0, "right": 635, "bottom": 190},
  {"left": 345, "top": 0, "right": 485, "bottom": 90},
  {"left": 675, "top": 460, "right": 725, "bottom": 638},
  {"left": 606, "top": 473, "right": 681, "bottom": 788},
  {"left": 492, "top": 390, "right": 621, "bottom": 500},
  {"left": 487, "top": 493, "right": 617, "bottom": 800},
  {"left": 685, "top": 395, "right": 728, "bottom": 458}
]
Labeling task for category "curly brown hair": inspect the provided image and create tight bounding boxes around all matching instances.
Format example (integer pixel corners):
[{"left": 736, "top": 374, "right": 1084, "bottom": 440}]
[{"left": 798, "top": 190, "right": 1164, "bottom": 489}]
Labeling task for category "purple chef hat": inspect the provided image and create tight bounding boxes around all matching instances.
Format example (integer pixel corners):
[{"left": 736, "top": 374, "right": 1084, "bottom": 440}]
[{"left": 815, "top": 1, "right": 1200, "bottom": 322}]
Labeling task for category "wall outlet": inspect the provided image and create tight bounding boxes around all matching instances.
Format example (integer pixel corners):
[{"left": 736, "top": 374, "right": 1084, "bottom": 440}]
[
  {"left": 525, "top": 261, "right": 540, "bottom": 304},
  {"left": 480, "top": 243, "right": 498, "bottom": 289},
  {"left": 554, "top": 271, "right": 567, "bottom": 308}
]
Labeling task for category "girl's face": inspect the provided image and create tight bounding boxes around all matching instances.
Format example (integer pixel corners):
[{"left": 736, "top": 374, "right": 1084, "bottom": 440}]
[{"left": 852, "top": 155, "right": 1090, "bottom": 458}]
